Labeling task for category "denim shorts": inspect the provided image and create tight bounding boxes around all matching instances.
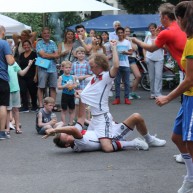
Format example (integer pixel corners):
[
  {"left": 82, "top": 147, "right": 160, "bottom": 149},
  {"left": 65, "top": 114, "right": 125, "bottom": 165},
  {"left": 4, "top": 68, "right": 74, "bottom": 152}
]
[{"left": 38, "top": 70, "right": 57, "bottom": 88}]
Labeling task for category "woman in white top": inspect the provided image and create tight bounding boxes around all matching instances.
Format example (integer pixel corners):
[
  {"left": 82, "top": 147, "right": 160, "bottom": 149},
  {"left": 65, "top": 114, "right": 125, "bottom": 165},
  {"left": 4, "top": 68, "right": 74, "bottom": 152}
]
[
  {"left": 58, "top": 29, "right": 75, "bottom": 63},
  {"left": 143, "top": 23, "right": 164, "bottom": 99}
]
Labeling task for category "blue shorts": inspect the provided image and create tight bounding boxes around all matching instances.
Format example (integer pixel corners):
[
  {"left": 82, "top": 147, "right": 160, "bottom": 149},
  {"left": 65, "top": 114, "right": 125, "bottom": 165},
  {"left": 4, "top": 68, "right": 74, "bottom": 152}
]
[{"left": 173, "top": 95, "right": 193, "bottom": 141}]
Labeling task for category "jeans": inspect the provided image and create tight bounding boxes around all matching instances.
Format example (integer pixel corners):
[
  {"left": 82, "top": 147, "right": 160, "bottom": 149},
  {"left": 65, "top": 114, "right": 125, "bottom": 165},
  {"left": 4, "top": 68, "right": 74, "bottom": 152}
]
[
  {"left": 114, "top": 66, "right": 130, "bottom": 98},
  {"left": 146, "top": 58, "right": 164, "bottom": 97}
]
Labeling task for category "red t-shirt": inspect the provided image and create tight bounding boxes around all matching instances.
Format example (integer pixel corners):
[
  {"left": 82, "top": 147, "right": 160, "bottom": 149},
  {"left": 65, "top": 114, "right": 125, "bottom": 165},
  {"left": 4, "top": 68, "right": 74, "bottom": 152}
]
[{"left": 155, "top": 21, "right": 187, "bottom": 70}]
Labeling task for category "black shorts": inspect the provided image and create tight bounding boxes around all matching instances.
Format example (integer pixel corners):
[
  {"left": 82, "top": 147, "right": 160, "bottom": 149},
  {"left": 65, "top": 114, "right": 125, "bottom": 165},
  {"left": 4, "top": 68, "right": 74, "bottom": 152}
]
[
  {"left": 61, "top": 93, "right": 75, "bottom": 110},
  {"left": 0, "top": 78, "right": 10, "bottom": 106}
]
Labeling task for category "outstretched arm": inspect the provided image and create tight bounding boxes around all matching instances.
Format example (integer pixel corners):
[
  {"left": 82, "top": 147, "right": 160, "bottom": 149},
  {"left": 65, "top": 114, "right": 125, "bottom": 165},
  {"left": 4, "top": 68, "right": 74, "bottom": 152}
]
[{"left": 109, "top": 40, "right": 119, "bottom": 77}]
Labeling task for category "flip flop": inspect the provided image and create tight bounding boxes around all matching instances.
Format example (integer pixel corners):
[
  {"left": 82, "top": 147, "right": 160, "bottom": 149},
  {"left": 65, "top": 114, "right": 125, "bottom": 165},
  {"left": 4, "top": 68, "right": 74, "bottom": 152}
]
[{"left": 16, "top": 130, "right": 22, "bottom": 134}]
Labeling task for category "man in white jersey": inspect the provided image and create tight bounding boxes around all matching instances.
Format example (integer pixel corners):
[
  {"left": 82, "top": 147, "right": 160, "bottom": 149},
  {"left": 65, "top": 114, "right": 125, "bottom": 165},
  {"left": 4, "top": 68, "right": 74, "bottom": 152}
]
[{"left": 43, "top": 101, "right": 166, "bottom": 152}]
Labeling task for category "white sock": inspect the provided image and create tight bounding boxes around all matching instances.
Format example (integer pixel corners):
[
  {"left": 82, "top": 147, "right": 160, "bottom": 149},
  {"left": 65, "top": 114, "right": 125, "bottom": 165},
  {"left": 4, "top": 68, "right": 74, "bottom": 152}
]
[
  {"left": 119, "top": 140, "right": 138, "bottom": 150},
  {"left": 143, "top": 133, "right": 152, "bottom": 143},
  {"left": 182, "top": 153, "right": 193, "bottom": 182}
]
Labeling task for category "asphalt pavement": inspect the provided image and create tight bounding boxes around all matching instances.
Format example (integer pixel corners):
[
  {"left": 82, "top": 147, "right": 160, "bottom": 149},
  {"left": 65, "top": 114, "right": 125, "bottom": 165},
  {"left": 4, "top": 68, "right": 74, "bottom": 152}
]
[{"left": 0, "top": 88, "right": 185, "bottom": 193}]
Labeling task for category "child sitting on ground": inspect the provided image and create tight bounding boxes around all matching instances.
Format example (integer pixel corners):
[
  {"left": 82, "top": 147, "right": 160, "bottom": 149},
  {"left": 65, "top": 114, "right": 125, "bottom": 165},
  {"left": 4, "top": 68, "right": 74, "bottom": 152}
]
[
  {"left": 36, "top": 97, "right": 63, "bottom": 135},
  {"left": 57, "top": 61, "right": 77, "bottom": 126}
]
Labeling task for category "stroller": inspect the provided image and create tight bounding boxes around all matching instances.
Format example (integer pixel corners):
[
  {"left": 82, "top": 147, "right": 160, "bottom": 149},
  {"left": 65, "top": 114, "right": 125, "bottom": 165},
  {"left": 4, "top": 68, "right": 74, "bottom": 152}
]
[{"left": 135, "top": 56, "right": 178, "bottom": 91}]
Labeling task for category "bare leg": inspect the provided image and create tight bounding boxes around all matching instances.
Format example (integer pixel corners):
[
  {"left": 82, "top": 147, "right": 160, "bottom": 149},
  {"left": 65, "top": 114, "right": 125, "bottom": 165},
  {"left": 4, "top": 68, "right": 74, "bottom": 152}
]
[
  {"left": 172, "top": 133, "right": 188, "bottom": 153},
  {"left": 130, "top": 64, "right": 141, "bottom": 92},
  {"left": 99, "top": 138, "right": 114, "bottom": 153},
  {"left": 50, "top": 87, "right": 56, "bottom": 102},
  {"left": 0, "top": 106, "right": 7, "bottom": 132},
  {"left": 69, "top": 109, "right": 75, "bottom": 125},
  {"left": 61, "top": 109, "right": 67, "bottom": 125},
  {"left": 38, "top": 88, "right": 44, "bottom": 107},
  {"left": 123, "top": 113, "right": 148, "bottom": 136},
  {"left": 12, "top": 107, "right": 21, "bottom": 132},
  {"left": 5, "top": 110, "right": 10, "bottom": 132}
]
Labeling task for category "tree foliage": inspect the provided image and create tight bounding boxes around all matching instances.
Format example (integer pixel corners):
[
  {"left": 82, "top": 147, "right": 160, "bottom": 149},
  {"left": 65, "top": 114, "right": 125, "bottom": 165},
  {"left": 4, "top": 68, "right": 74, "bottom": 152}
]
[{"left": 119, "top": 0, "right": 180, "bottom": 14}]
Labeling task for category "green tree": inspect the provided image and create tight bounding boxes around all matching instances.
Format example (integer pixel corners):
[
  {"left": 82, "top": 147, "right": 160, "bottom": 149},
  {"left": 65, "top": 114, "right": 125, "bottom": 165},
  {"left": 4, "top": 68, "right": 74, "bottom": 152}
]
[{"left": 119, "top": 0, "right": 180, "bottom": 14}]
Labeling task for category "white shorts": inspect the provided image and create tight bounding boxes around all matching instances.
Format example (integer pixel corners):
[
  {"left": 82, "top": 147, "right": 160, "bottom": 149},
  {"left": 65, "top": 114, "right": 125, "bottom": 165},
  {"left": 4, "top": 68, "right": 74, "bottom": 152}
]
[
  {"left": 7, "top": 91, "right": 21, "bottom": 110},
  {"left": 88, "top": 112, "right": 113, "bottom": 139}
]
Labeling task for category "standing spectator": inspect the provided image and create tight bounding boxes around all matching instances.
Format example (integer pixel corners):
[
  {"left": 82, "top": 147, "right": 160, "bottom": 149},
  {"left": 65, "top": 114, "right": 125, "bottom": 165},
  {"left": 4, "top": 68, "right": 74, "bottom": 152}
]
[
  {"left": 71, "top": 46, "right": 92, "bottom": 122},
  {"left": 0, "top": 25, "right": 15, "bottom": 140},
  {"left": 109, "top": 21, "right": 121, "bottom": 41},
  {"left": 58, "top": 29, "right": 75, "bottom": 63},
  {"left": 19, "top": 40, "right": 38, "bottom": 112},
  {"left": 36, "top": 27, "right": 59, "bottom": 109},
  {"left": 125, "top": 27, "right": 141, "bottom": 99},
  {"left": 112, "top": 27, "right": 133, "bottom": 105},
  {"left": 89, "top": 29, "right": 96, "bottom": 38},
  {"left": 12, "top": 30, "right": 37, "bottom": 62},
  {"left": 143, "top": 23, "right": 164, "bottom": 99},
  {"left": 90, "top": 35, "right": 106, "bottom": 55},
  {"left": 102, "top": 31, "right": 113, "bottom": 67},
  {"left": 73, "top": 25, "right": 92, "bottom": 60},
  {"left": 156, "top": 2, "right": 193, "bottom": 192},
  {"left": 58, "top": 61, "right": 77, "bottom": 126},
  {"left": 6, "top": 60, "right": 33, "bottom": 136}
]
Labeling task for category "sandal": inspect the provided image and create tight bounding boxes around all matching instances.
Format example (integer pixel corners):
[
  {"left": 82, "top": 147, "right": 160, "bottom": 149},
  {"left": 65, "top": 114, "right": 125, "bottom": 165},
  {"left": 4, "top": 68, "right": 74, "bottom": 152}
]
[{"left": 16, "top": 130, "right": 22, "bottom": 134}]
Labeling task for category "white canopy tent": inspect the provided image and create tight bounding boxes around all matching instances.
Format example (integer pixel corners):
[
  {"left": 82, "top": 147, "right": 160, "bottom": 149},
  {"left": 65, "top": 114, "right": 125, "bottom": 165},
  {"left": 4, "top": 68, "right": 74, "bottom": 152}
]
[
  {"left": 0, "top": 0, "right": 119, "bottom": 12},
  {"left": 0, "top": 14, "right": 31, "bottom": 36}
]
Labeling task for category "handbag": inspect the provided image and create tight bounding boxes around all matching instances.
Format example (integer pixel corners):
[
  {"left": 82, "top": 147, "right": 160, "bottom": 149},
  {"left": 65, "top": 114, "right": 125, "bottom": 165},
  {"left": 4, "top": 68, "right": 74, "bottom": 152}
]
[{"left": 35, "top": 57, "right": 51, "bottom": 69}]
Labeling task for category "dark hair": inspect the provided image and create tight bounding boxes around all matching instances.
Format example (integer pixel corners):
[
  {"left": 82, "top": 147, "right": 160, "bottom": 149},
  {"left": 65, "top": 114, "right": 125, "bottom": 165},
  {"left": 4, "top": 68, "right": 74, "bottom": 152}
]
[
  {"left": 96, "top": 35, "right": 103, "bottom": 46},
  {"left": 22, "top": 39, "right": 32, "bottom": 46},
  {"left": 53, "top": 134, "right": 67, "bottom": 148},
  {"left": 175, "top": 1, "right": 193, "bottom": 38},
  {"left": 116, "top": 27, "right": 125, "bottom": 34},
  {"left": 148, "top": 23, "right": 157, "bottom": 29},
  {"left": 41, "top": 27, "right": 50, "bottom": 33},
  {"left": 101, "top": 31, "right": 109, "bottom": 36},
  {"left": 75, "top": 25, "right": 85, "bottom": 31},
  {"left": 63, "top": 29, "right": 75, "bottom": 43}
]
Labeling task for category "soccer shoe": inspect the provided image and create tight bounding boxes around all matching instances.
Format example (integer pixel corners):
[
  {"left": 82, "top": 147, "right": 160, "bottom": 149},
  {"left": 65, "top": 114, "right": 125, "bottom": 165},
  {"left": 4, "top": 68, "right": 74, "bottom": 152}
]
[
  {"left": 148, "top": 135, "right": 166, "bottom": 147},
  {"left": 130, "top": 92, "right": 141, "bottom": 99},
  {"left": 112, "top": 98, "right": 120, "bottom": 105},
  {"left": 125, "top": 98, "right": 131, "bottom": 105},
  {"left": 133, "top": 138, "right": 149, "bottom": 151},
  {"left": 174, "top": 154, "right": 185, "bottom": 164},
  {"left": 178, "top": 180, "right": 193, "bottom": 193}
]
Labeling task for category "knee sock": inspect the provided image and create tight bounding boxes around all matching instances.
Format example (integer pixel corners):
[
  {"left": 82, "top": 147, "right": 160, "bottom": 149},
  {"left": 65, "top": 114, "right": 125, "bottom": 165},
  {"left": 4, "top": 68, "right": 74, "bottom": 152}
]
[
  {"left": 118, "top": 140, "right": 138, "bottom": 150},
  {"left": 182, "top": 153, "right": 193, "bottom": 182},
  {"left": 112, "top": 141, "right": 122, "bottom": 151}
]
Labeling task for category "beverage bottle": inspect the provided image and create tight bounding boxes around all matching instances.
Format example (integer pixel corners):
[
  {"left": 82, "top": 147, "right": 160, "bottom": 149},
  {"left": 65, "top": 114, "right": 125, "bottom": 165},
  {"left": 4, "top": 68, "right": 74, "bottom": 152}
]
[
  {"left": 68, "top": 79, "right": 73, "bottom": 90},
  {"left": 51, "top": 113, "right": 57, "bottom": 121}
]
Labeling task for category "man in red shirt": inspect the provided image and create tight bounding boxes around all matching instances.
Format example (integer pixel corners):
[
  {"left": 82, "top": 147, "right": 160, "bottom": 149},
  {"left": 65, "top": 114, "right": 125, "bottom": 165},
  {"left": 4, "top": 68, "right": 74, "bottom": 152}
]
[{"left": 132, "top": 3, "right": 187, "bottom": 71}]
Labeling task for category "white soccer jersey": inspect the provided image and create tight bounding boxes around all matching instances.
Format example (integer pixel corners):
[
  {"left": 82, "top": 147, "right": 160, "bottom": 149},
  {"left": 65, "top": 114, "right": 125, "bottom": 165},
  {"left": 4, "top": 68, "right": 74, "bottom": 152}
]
[
  {"left": 80, "top": 71, "right": 114, "bottom": 115},
  {"left": 72, "top": 122, "right": 133, "bottom": 152}
]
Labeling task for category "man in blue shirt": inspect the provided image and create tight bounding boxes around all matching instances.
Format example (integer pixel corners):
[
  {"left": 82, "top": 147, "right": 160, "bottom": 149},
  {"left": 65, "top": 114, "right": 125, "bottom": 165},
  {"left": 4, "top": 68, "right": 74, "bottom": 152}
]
[
  {"left": 0, "top": 25, "right": 15, "bottom": 140},
  {"left": 36, "top": 27, "right": 59, "bottom": 108}
]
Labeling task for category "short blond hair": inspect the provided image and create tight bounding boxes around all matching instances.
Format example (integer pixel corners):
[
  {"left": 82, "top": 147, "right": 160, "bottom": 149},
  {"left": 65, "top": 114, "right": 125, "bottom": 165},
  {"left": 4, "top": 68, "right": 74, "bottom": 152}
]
[
  {"left": 61, "top": 61, "right": 72, "bottom": 67},
  {"left": 43, "top": 97, "right": 55, "bottom": 105},
  {"left": 75, "top": 46, "right": 85, "bottom": 54}
]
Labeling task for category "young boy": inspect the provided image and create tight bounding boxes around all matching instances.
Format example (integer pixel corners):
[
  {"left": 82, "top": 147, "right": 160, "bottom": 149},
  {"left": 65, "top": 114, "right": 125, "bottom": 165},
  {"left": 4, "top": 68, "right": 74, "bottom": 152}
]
[
  {"left": 57, "top": 61, "right": 77, "bottom": 126},
  {"left": 71, "top": 46, "right": 92, "bottom": 122},
  {"left": 36, "top": 97, "right": 63, "bottom": 135},
  {"left": 5, "top": 60, "right": 33, "bottom": 136}
]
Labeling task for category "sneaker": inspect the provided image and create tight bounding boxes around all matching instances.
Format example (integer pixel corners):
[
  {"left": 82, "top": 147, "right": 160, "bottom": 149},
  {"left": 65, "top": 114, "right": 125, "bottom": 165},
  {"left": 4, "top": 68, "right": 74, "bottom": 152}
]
[
  {"left": 178, "top": 180, "right": 193, "bottom": 193},
  {"left": 129, "top": 95, "right": 134, "bottom": 100},
  {"left": 9, "top": 122, "right": 15, "bottom": 130},
  {"left": 148, "top": 135, "right": 166, "bottom": 147},
  {"left": 19, "top": 107, "right": 29, "bottom": 113},
  {"left": 130, "top": 92, "right": 141, "bottom": 99},
  {"left": 174, "top": 154, "right": 185, "bottom": 164},
  {"left": 0, "top": 131, "right": 10, "bottom": 140},
  {"left": 125, "top": 98, "right": 131, "bottom": 105},
  {"left": 31, "top": 107, "right": 38, "bottom": 112},
  {"left": 133, "top": 138, "right": 149, "bottom": 151},
  {"left": 112, "top": 98, "right": 120, "bottom": 105}
]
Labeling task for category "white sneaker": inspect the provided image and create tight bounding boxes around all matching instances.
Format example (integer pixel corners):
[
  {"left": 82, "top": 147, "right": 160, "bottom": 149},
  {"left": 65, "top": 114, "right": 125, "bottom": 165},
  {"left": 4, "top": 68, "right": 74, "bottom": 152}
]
[
  {"left": 178, "top": 180, "right": 193, "bottom": 193},
  {"left": 148, "top": 135, "right": 166, "bottom": 147},
  {"left": 9, "top": 122, "right": 15, "bottom": 130},
  {"left": 174, "top": 154, "right": 185, "bottom": 164},
  {"left": 133, "top": 138, "right": 149, "bottom": 151}
]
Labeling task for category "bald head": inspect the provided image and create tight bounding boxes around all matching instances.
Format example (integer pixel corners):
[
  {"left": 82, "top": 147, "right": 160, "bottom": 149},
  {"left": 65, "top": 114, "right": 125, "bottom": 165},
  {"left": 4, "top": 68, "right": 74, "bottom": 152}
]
[{"left": 0, "top": 25, "right": 6, "bottom": 38}]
